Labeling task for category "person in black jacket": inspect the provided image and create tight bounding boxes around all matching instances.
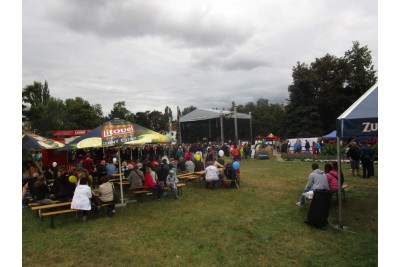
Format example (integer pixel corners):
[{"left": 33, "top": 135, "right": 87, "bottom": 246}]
[
  {"left": 52, "top": 170, "right": 76, "bottom": 201},
  {"left": 346, "top": 142, "right": 361, "bottom": 176},
  {"left": 32, "top": 176, "right": 54, "bottom": 205}
]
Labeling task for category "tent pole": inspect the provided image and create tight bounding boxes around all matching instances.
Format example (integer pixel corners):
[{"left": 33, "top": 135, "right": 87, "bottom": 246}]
[
  {"left": 220, "top": 110, "right": 224, "bottom": 145},
  {"left": 234, "top": 106, "right": 238, "bottom": 144},
  {"left": 249, "top": 112, "right": 252, "bottom": 141},
  {"left": 118, "top": 147, "right": 124, "bottom": 204},
  {"left": 337, "top": 137, "right": 343, "bottom": 229}
]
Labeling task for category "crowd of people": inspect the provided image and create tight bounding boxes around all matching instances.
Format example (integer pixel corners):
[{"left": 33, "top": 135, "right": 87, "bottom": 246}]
[
  {"left": 346, "top": 141, "right": 375, "bottom": 178},
  {"left": 22, "top": 142, "right": 244, "bottom": 218},
  {"left": 23, "top": 139, "right": 376, "bottom": 220}
]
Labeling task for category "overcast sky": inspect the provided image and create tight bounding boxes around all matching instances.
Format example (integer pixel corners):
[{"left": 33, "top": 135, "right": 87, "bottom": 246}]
[{"left": 22, "top": 0, "right": 378, "bottom": 118}]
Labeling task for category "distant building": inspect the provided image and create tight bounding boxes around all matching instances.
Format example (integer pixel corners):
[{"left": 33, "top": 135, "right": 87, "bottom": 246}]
[{"left": 179, "top": 108, "right": 251, "bottom": 144}]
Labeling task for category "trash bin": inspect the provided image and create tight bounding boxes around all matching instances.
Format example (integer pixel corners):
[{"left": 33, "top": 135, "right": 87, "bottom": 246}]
[{"left": 306, "top": 189, "right": 332, "bottom": 229}]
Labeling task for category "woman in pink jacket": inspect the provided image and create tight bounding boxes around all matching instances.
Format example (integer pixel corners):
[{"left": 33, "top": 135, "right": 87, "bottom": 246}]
[{"left": 324, "top": 163, "right": 339, "bottom": 192}]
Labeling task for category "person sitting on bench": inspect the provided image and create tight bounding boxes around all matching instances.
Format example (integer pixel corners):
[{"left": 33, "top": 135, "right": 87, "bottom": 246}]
[
  {"left": 32, "top": 175, "right": 54, "bottom": 205},
  {"left": 144, "top": 168, "right": 167, "bottom": 201},
  {"left": 296, "top": 163, "right": 330, "bottom": 206},
  {"left": 71, "top": 177, "right": 92, "bottom": 221},
  {"left": 204, "top": 161, "right": 220, "bottom": 189},
  {"left": 97, "top": 176, "right": 115, "bottom": 216}
]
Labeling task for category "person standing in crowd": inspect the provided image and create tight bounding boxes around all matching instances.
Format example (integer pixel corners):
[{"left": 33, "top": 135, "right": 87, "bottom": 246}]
[
  {"left": 360, "top": 142, "right": 374, "bottom": 178},
  {"left": 315, "top": 141, "right": 321, "bottom": 154},
  {"left": 82, "top": 154, "right": 94, "bottom": 176},
  {"left": 296, "top": 163, "right": 330, "bottom": 206},
  {"left": 312, "top": 142, "right": 317, "bottom": 154},
  {"left": 305, "top": 140, "right": 310, "bottom": 153},
  {"left": 231, "top": 145, "right": 240, "bottom": 161},
  {"left": 347, "top": 142, "right": 361, "bottom": 176},
  {"left": 176, "top": 146, "right": 184, "bottom": 160}
]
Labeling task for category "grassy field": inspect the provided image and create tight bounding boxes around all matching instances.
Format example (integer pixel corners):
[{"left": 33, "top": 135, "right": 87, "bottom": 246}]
[{"left": 22, "top": 156, "right": 378, "bottom": 267}]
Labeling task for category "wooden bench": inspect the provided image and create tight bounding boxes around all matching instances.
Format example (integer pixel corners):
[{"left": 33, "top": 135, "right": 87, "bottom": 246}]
[
  {"left": 41, "top": 202, "right": 117, "bottom": 228},
  {"left": 28, "top": 200, "right": 63, "bottom": 207},
  {"left": 113, "top": 181, "right": 130, "bottom": 185},
  {"left": 177, "top": 175, "right": 201, "bottom": 186},
  {"left": 31, "top": 202, "right": 72, "bottom": 211},
  {"left": 41, "top": 209, "right": 78, "bottom": 228}
]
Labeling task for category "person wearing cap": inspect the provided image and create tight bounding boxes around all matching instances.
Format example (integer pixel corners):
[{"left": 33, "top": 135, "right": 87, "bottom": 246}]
[{"left": 166, "top": 169, "right": 179, "bottom": 199}]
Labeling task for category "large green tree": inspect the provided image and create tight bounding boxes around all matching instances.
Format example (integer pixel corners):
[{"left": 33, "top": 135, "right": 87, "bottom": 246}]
[
  {"left": 63, "top": 97, "right": 103, "bottom": 129},
  {"left": 342, "top": 41, "right": 378, "bottom": 107},
  {"left": 22, "top": 80, "right": 50, "bottom": 107},
  {"left": 182, "top": 106, "right": 197, "bottom": 116},
  {"left": 22, "top": 80, "right": 51, "bottom": 126},
  {"left": 285, "top": 41, "right": 377, "bottom": 138},
  {"left": 107, "top": 101, "right": 135, "bottom": 122},
  {"left": 236, "top": 98, "right": 286, "bottom": 138},
  {"left": 285, "top": 62, "right": 324, "bottom": 137}
]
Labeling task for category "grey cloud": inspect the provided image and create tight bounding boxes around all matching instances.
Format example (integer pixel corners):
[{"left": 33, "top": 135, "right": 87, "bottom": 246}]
[{"left": 46, "top": 0, "right": 251, "bottom": 48}]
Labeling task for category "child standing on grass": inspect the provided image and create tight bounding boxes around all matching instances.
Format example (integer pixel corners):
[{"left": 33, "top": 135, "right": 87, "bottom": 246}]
[{"left": 166, "top": 169, "right": 179, "bottom": 199}]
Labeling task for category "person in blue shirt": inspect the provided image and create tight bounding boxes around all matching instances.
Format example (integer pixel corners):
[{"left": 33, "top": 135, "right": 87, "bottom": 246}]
[{"left": 106, "top": 160, "right": 117, "bottom": 176}]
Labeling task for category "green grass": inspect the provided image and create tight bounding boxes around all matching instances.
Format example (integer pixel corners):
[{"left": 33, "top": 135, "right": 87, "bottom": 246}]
[{"left": 22, "top": 157, "right": 378, "bottom": 267}]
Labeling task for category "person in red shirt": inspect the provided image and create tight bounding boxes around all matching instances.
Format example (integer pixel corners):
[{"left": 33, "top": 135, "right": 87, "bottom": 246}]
[
  {"left": 82, "top": 154, "right": 94, "bottom": 174},
  {"left": 144, "top": 171, "right": 167, "bottom": 200},
  {"left": 231, "top": 145, "right": 240, "bottom": 161}
]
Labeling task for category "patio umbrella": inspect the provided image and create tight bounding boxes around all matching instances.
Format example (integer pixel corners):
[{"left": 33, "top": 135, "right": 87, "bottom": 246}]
[
  {"left": 59, "top": 118, "right": 172, "bottom": 203},
  {"left": 23, "top": 133, "right": 65, "bottom": 150}
]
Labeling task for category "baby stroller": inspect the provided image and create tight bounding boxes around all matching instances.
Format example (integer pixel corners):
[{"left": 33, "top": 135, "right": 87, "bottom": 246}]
[{"left": 223, "top": 163, "right": 240, "bottom": 189}]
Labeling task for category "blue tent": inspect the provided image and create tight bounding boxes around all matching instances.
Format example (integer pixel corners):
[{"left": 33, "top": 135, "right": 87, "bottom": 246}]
[
  {"left": 335, "top": 83, "right": 378, "bottom": 229},
  {"left": 337, "top": 84, "right": 378, "bottom": 138},
  {"left": 322, "top": 130, "right": 337, "bottom": 139}
]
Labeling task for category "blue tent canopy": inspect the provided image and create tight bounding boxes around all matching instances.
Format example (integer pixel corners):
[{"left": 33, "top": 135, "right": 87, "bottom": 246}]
[
  {"left": 335, "top": 83, "right": 378, "bottom": 229},
  {"left": 337, "top": 84, "right": 378, "bottom": 138},
  {"left": 322, "top": 130, "right": 337, "bottom": 139}
]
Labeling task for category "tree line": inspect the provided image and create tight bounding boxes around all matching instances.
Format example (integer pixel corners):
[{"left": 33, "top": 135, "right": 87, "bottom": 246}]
[{"left": 22, "top": 41, "right": 376, "bottom": 140}]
